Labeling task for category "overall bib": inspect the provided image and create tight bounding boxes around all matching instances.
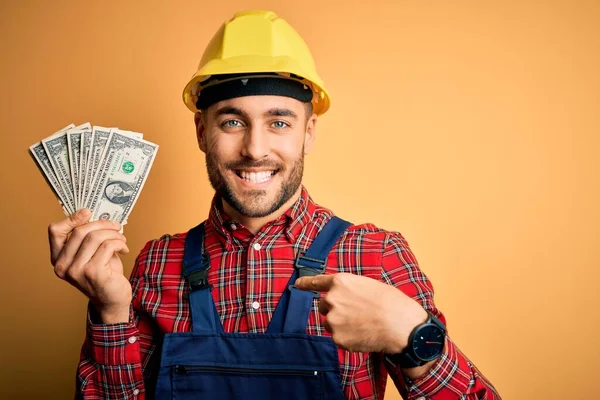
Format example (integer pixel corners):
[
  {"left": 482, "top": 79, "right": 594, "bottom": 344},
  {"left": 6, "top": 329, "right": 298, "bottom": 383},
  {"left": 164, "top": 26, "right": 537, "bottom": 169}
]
[{"left": 154, "top": 217, "right": 352, "bottom": 399}]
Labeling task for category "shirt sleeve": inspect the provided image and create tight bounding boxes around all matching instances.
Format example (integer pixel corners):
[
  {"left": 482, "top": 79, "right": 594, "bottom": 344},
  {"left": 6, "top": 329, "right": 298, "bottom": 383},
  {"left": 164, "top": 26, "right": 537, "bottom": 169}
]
[
  {"left": 381, "top": 232, "right": 501, "bottom": 399},
  {"left": 75, "top": 241, "right": 158, "bottom": 400}
]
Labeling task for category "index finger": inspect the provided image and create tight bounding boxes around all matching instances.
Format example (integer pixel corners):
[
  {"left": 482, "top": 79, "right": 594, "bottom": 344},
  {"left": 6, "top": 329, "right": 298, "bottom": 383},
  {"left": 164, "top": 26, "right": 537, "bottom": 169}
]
[
  {"left": 48, "top": 209, "right": 92, "bottom": 263},
  {"left": 295, "top": 274, "right": 335, "bottom": 292}
]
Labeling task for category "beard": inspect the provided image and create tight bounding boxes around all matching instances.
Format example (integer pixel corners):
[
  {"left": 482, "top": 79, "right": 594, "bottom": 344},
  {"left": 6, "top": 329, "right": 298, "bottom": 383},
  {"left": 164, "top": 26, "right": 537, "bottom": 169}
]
[{"left": 205, "top": 150, "right": 304, "bottom": 218}]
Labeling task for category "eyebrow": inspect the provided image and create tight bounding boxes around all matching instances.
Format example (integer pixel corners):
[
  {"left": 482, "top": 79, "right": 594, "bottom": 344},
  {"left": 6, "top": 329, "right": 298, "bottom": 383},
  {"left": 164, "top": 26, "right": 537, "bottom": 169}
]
[
  {"left": 264, "top": 108, "right": 298, "bottom": 119},
  {"left": 215, "top": 106, "right": 248, "bottom": 119}
]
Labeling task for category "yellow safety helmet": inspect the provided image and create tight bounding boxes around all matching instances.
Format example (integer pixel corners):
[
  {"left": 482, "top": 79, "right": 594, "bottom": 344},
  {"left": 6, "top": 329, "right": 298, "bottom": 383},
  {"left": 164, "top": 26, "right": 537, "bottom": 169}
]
[{"left": 182, "top": 10, "right": 330, "bottom": 115}]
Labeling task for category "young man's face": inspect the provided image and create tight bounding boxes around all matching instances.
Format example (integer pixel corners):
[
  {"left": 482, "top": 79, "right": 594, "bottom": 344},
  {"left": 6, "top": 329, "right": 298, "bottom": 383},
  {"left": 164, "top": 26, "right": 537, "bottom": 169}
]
[{"left": 196, "top": 95, "right": 316, "bottom": 218}]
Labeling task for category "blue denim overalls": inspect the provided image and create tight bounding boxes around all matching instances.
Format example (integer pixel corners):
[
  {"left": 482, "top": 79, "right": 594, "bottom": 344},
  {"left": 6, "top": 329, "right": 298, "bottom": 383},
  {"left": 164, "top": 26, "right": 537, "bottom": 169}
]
[{"left": 154, "top": 217, "right": 352, "bottom": 399}]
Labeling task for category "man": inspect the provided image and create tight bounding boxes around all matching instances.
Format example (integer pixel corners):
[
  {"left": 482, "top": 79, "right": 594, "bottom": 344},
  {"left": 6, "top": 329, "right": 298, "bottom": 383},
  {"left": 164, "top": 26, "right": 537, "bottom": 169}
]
[{"left": 48, "top": 10, "right": 500, "bottom": 399}]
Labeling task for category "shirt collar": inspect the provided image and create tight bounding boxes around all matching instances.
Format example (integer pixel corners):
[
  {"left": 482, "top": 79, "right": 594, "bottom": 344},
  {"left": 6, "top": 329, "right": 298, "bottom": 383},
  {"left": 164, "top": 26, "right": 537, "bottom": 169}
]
[{"left": 207, "top": 186, "right": 316, "bottom": 247}]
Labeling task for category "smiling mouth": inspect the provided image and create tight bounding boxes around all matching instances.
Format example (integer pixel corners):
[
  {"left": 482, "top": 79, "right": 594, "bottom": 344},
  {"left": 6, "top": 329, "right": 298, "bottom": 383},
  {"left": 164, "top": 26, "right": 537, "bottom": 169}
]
[{"left": 234, "top": 170, "right": 278, "bottom": 184}]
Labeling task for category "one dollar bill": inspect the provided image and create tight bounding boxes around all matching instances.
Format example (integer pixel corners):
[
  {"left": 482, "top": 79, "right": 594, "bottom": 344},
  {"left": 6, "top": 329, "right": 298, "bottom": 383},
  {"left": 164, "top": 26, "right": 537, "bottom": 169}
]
[
  {"left": 87, "top": 131, "right": 159, "bottom": 223},
  {"left": 29, "top": 123, "right": 76, "bottom": 215}
]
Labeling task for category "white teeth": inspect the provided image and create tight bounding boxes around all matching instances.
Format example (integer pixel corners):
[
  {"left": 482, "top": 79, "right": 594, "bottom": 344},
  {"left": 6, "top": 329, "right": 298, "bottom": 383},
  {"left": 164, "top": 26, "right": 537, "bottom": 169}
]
[{"left": 239, "top": 171, "right": 274, "bottom": 183}]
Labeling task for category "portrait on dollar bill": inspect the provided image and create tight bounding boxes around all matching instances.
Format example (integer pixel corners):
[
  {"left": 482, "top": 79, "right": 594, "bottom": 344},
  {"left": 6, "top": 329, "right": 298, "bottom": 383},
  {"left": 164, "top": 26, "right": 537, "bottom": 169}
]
[{"left": 104, "top": 181, "right": 134, "bottom": 205}]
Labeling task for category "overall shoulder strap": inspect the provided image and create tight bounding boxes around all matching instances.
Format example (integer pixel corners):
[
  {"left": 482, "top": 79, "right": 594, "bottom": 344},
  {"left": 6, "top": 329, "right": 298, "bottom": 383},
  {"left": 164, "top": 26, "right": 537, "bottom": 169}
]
[
  {"left": 269, "top": 216, "right": 353, "bottom": 334},
  {"left": 183, "top": 222, "right": 223, "bottom": 333},
  {"left": 295, "top": 216, "right": 353, "bottom": 277},
  {"left": 183, "top": 222, "right": 211, "bottom": 291}
]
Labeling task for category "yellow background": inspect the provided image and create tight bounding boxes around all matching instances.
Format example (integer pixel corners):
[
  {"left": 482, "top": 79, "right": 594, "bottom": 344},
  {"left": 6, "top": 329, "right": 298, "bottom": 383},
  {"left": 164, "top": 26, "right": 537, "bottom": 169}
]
[{"left": 1, "top": 1, "right": 599, "bottom": 399}]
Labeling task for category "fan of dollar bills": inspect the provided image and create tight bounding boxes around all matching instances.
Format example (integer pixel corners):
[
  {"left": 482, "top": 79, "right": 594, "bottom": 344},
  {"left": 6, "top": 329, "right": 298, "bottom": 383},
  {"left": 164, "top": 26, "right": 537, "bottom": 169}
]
[{"left": 29, "top": 122, "right": 159, "bottom": 225}]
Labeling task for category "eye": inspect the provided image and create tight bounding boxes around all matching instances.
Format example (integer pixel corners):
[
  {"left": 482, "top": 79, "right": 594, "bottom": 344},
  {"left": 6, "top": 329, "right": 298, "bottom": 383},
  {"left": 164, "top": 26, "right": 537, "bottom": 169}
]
[
  {"left": 272, "top": 120, "right": 290, "bottom": 129},
  {"left": 223, "top": 120, "right": 243, "bottom": 128}
]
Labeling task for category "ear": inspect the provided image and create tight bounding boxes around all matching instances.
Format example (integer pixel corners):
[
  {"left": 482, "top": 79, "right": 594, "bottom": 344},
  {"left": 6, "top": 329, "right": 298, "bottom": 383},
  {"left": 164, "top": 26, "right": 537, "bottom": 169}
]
[
  {"left": 303, "top": 113, "right": 318, "bottom": 155},
  {"left": 194, "top": 111, "right": 207, "bottom": 153}
]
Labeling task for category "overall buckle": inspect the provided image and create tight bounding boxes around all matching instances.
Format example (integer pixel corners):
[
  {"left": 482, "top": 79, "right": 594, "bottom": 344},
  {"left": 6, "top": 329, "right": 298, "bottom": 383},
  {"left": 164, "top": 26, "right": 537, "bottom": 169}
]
[
  {"left": 187, "top": 254, "right": 213, "bottom": 292},
  {"left": 294, "top": 252, "right": 327, "bottom": 278}
]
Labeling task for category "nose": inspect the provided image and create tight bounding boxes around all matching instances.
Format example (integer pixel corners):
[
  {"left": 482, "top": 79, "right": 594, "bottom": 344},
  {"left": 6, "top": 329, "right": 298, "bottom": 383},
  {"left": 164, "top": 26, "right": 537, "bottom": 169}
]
[{"left": 240, "top": 124, "right": 270, "bottom": 160}]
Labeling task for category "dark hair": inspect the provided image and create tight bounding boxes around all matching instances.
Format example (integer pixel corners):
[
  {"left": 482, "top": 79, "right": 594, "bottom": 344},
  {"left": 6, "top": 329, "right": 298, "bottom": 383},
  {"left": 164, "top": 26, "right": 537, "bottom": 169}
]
[{"left": 304, "top": 101, "right": 313, "bottom": 118}]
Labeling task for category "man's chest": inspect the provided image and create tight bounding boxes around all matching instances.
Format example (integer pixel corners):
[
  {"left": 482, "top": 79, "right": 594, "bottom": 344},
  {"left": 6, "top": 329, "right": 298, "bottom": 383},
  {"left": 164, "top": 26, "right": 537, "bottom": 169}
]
[{"left": 144, "top": 240, "right": 383, "bottom": 335}]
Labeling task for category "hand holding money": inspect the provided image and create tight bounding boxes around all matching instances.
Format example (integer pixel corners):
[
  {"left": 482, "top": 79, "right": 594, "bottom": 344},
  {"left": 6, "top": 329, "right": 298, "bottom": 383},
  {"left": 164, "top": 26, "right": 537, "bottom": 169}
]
[
  {"left": 31, "top": 122, "right": 159, "bottom": 323},
  {"left": 49, "top": 209, "right": 132, "bottom": 324},
  {"left": 29, "top": 122, "right": 159, "bottom": 225}
]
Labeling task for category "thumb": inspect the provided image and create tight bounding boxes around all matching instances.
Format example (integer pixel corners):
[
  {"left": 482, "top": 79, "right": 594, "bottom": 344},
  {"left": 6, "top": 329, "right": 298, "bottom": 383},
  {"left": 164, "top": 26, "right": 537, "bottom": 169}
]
[
  {"left": 48, "top": 209, "right": 92, "bottom": 263},
  {"left": 65, "top": 208, "right": 92, "bottom": 230}
]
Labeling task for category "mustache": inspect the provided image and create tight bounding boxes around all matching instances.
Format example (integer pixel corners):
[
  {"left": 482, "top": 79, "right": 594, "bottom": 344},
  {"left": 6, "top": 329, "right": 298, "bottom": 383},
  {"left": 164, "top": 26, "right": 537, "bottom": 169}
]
[{"left": 224, "top": 159, "right": 284, "bottom": 171}]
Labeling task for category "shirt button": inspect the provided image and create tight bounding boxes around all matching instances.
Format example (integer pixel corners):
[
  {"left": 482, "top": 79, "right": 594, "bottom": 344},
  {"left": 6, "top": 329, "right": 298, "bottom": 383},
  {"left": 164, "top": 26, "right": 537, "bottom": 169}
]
[
  {"left": 253, "top": 243, "right": 261, "bottom": 251},
  {"left": 133, "top": 388, "right": 140, "bottom": 395},
  {"left": 252, "top": 301, "right": 260, "bottom": 310},
  {"left": 230, "top": 224, "right": 237, "bottom": 230},
  {"left": 128, "top": 336, "right": 137, "bottom": 344},
  {"left": 415, "top": 397, "right": 427, "bottom": 400}
]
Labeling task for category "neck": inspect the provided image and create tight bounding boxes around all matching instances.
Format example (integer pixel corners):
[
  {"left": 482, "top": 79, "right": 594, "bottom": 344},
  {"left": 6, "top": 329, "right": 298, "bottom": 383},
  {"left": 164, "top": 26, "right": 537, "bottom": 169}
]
[{"left": 222, "top": 186, "right": 303, "bottom": 235}]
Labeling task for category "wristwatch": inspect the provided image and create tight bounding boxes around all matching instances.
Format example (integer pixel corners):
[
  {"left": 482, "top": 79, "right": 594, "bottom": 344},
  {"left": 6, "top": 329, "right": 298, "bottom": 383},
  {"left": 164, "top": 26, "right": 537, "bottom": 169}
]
[{"left": 387, "top": 312, "right": 447, "bottom": 368}]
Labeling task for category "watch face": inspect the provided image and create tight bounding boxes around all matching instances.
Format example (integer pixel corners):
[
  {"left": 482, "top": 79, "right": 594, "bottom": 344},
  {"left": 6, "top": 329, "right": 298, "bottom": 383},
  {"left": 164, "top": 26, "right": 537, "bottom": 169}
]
[{"left": 412, "top": 325, "right": 445, "bottom": 361}]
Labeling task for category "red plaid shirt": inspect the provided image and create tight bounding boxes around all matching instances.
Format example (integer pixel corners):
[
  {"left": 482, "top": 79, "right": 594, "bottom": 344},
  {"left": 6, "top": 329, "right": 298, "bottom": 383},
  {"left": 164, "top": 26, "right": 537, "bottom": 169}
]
[{"left": 77, "top": 187, "right": 500, "bottom": 399}]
